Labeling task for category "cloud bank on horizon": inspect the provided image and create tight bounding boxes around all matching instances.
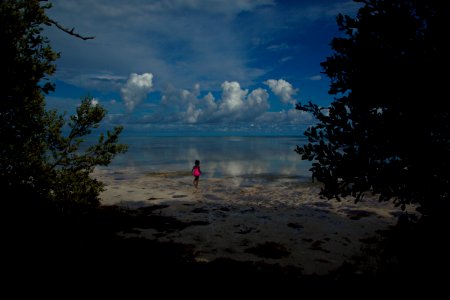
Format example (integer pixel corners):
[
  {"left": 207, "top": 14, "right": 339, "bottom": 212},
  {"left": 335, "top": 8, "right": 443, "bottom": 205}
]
[
  {"left": 44, "top": 0, "right": 361, "bottom": 133},
  {"left": 116, "top": 72, "right": 310, "bottom": 126}
]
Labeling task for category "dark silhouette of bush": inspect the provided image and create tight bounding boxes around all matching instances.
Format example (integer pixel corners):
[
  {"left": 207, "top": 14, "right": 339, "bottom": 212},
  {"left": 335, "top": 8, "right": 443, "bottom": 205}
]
[
  {"left": 0, "top": 0, "right": 127, "bottom": 217},
  {"left": 296, "top": 0, "right": 449, "bottom": 219}
]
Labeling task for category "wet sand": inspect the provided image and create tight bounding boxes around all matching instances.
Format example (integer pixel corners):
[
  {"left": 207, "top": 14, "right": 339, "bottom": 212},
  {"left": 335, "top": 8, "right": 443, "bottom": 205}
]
[{"left": 93, "top": 167, "right": 409, "bottom": 276}]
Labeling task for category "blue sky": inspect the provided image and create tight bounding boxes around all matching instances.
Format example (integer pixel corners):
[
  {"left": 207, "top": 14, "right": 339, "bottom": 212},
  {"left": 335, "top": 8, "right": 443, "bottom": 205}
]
[{"left": 44, "top": 0, "right": 361, "bottom": 136}]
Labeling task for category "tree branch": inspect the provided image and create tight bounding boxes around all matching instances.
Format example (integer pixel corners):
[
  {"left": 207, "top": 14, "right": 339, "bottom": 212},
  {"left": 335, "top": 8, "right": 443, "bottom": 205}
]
[{"left": 48, "top": 18, "right": 95, "bottom": 40}]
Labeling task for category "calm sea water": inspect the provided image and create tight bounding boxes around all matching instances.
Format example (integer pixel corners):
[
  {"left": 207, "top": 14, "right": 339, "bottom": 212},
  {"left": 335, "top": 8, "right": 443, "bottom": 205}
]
[{"left": 99, "top": 136, "right": 313, "bottom": 182}]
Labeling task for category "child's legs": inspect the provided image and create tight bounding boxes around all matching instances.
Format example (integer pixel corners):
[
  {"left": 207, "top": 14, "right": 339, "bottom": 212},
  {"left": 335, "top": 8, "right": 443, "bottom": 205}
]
[{"left": 193, "top": 177, "right": 199, "bottom": 188}]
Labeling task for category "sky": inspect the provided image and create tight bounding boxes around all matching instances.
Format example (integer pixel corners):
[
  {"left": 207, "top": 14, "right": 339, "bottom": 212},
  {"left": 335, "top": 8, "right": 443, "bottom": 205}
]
[{"left": 44, "top": 0, "right": 362, "bottom": 136}]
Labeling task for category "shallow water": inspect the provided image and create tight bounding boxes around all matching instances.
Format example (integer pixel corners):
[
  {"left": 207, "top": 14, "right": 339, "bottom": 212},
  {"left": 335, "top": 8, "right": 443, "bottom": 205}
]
[{"left": 97, "top": 136, "right": 313, "bottom": 182}]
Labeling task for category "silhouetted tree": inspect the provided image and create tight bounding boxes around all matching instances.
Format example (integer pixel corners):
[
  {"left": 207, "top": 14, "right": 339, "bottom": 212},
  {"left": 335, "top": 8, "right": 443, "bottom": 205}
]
[
  {"left": 0, "top": 0, "right": 127, "bottom": 216},
  {"left": 296, "top": 0, "right": 449, "bottom": 219}
]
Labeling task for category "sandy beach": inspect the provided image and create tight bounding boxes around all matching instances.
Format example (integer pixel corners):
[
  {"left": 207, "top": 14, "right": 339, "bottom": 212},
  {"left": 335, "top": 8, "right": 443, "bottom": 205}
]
[{"left": 93, "top": 167, "right": 410, "bottom": 276}]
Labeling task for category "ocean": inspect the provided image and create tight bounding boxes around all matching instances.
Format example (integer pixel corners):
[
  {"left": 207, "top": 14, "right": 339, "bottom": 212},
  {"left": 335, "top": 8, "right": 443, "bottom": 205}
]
[{"left": 98, "top": 135, "right": 313, "bottom": 182}]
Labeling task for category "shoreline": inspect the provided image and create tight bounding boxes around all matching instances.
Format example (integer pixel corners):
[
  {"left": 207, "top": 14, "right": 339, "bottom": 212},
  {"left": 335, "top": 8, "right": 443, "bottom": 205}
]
[{"left": 93, "top": 168, "right": 408, "bottom": 275}]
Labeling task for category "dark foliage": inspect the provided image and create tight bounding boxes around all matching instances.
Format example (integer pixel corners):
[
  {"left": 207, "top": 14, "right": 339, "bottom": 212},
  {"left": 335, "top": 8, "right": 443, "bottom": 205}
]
[
  {"left": 296, "top": 0, "right": 449, "bottom": 218},
  {"left": 0, "top": 0, "right": 127, "bottom": 217}
]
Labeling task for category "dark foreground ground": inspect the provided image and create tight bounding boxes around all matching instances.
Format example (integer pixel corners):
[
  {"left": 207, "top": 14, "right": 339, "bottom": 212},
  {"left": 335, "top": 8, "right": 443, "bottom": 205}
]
[{"left": 3, "top": 205, "right": 449, "bottom": 296}]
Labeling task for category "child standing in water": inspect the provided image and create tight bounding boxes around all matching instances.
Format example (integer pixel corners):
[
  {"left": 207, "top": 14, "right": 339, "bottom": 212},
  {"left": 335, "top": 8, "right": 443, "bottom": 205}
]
[{"left": 192, "top": 160, "right": 202, "bottom": 191}]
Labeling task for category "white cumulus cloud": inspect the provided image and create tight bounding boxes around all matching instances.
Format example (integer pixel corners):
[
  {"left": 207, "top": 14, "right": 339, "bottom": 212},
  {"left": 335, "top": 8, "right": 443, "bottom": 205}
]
[
  {"left": 155, "top": 81, "right": 270, "bottom": 124},
  {"left": 90, "top": 98, "right": 99, "bottom": 106},
  {"left": 219, "top": 81, "right": 247, "bottom": 113},
  {"left": 120, "top": 73, "right": 153, "bottom": 112},
  {"left": 216, "top": 81, "right": 269, "bottom": 122},
  {"left": 264, "top": 79, "right": 298, "bottom": 106},
  {"left": 108, "top": 75, "right": 314, "bottom": 132}
]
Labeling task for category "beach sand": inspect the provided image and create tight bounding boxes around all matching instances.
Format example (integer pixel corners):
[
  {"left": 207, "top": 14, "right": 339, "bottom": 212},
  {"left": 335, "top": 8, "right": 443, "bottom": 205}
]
[{"left": 93, "top": 167, "right": 410, "bottom": 276}]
